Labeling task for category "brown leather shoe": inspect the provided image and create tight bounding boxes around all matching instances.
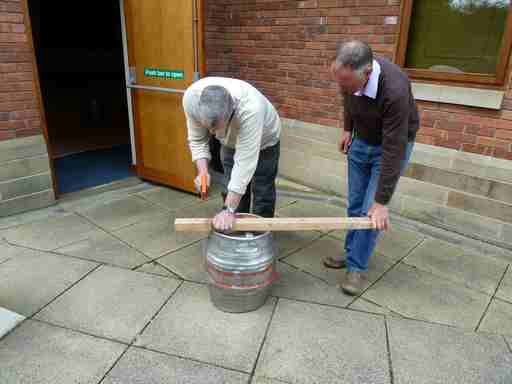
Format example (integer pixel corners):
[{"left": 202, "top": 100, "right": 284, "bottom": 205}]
[
  {"left": 323, "top": 256, "right": 346, "bottom": 269},
  {"left": 341, "top": 271, "right": 368, "bottom": 296}
]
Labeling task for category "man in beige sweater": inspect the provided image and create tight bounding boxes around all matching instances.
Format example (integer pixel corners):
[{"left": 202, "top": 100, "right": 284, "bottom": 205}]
[{"left": 183, "top": 77, "right": 281, "bottom": 232}]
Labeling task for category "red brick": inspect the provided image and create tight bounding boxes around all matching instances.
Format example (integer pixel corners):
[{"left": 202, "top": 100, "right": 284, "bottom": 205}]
[
  {"left": 0, "top": 129, "right": 15, "bottom": 140},
  {"left": 419, "top": 127, "right": 444, "bottom": 138},
  {"left": 440, "top": 103, "right": 500, "bottom": 118},
  {"left": 203, "top": 0, "right": 512, "bottom": 157},
  {"left": 477, "top": 136, "right": 510, "bottom": 150},
  {"left": 0, "top": 72, "right": 32, "bottom": 82},
  {"left": 416, "top": 135, "right": 435, "bottom": 145},
  {"left": 436, "top": 120, "right": 464, "bottom": 132},
  {"left": 0, "top": 100, "right": 38, "bottom": 112},
  {"left": 11, "top": 23, "right": 24, "bottom": 33},
  {"left": 484, "top": 118, "right": 512, "bottom": 131},
  {"left": 461, "top": 144, "right": 493, "bottom": 156},
  {"left": 350, "top": 6, "right": 400, "bottom": 16},
  {"left": 15, "top": 128, "right": 41, "bottom": 138},
  {"left": 9, "top": 109, "right": 39, "bottom": 120},
  {"left": 298, "top": 0, "right": 318, "bottom": 8},
  {"left": 496, "top": 129, "right": 512, "bottom": 141},
  {"left": 464, "top": 124, "right": 495, "bottom": 137},
  {"left": 0, "top": 33, "right": 27, "bottom": 43},
  {"left": 318, "top": 0, "right": 337, "bottom": 7},
  {"left": 462, "top": 134, "right": 478, "bottom": 144},
  {"left": 434, "top": 137, "right": 460, "bottom": 150},
  {"left": 0, "top": 2, "right": 23, "bottom": 12},
  {"left": 0, "top": 13, "right": 23, "bottom": 23},
  {"left": 494, "top": 148, "right": 512, "bottom": 160}
]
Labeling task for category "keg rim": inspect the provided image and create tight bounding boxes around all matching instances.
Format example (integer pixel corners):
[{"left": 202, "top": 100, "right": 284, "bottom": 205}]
[{"left": 212, "top": 213, "right": 271, "bottom": 241}]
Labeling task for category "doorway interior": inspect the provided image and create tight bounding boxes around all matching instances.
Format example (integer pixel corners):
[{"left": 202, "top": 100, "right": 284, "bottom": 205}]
[{"left": 27, "top": 0, "right": 134, "bottom": 195}]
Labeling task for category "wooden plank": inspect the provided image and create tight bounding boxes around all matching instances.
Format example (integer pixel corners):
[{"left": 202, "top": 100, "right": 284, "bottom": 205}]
[{"left": 174, "top": 217, "right": 375, "bottom": 232}]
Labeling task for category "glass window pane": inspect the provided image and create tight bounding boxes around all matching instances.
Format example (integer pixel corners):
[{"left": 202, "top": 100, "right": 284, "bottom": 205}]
[{"left": 405, "top": 0, "right": 510, "bottom": 75}]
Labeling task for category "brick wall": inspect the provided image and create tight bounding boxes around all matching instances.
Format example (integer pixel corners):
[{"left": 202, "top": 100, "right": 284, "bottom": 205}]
[
  {"left": 204, "top": 0, "right": 512, "bottom": 160},
  {"left": 0, "top": 0, "right": 42, "bottom": 142}
]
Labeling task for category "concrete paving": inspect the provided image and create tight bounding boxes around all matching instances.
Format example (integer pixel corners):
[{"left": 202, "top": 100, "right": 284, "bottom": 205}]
[{"left": 0, "top": 182, "right": 511, "bottom": 383}]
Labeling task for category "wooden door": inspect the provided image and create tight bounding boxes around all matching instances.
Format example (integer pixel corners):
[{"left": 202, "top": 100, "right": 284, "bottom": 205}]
[{"left": 123, "top": 0, "right": 204, "bottom": 192}]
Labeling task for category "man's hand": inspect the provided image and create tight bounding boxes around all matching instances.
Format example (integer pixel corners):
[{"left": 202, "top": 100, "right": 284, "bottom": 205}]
[
  {"left": 213, "top": 209, "right": 236, "bottom": 232},
  {"left": 339, "top": 131, "right": 352, "bottom": 154},
  {"left": 194, "top": 172, "right": 210, "bottom": 193},
  {"left": 368, "top": 202, "right": 390, "bottom": 231}
]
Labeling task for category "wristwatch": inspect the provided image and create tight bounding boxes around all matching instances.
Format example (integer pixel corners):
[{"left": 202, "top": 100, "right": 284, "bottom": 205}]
[{"left": 223, "top": 205, "right": 236, "bottom": 215}]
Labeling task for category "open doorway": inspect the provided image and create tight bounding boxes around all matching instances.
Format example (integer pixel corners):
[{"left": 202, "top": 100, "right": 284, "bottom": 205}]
[{"left": 27, "top": 0, "right": 134, "bottom": 195}]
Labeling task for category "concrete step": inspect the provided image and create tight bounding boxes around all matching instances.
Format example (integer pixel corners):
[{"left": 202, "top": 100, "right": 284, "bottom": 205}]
[
  {"left": 277, "top": 173, "right": 512, "bottom": 253},
  {"left": 411, "top": 142, "right": 512, "bottom": 186},
  {"left": 0, "top": 172, "right": 53, "bottom": 202},
  {"left": 0, "top": 135, "right": 48, "bottom": 164},
  {"left": 405, "top": 162, "right": 512, "bottom": 206},
  {"left": 0, "top": 155, "right": 51, "bottom": 183},
  {"left": 0, "top": 189, "right": 55, "bottom": 217}
]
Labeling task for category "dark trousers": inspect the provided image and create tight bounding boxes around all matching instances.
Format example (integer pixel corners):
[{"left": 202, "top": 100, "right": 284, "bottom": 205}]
[{"left": 221, "top": 142, "right": 280, "bottom": 218}]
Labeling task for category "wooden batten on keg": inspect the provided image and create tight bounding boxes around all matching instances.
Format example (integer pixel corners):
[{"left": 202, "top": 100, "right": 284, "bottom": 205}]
[{"left": 175, "top": 217, "right": 375, "bottom": 232}]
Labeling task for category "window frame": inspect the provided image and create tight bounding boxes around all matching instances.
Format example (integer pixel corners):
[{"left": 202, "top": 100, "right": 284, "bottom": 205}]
[{"left": 396, "top": 0, "right": 512, "bottom": 86}]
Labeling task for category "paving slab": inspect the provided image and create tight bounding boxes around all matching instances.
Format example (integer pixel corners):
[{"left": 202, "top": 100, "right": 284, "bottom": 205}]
[
  {"left": 255, "top": 299, "right": 389, "bottom": 384},
  {"left": 497, "top": 268, "right": 512, "bottom": 302},
  {"left": 388, "top": 317, "right": 512, "bottom": 384},
  {"left": 57, "top": 182, "right": 155, "bottom": 212},
  {"left": 0, "top": 249, "right": 97, "bottom": 316},
  {"left": 102, "top": 347, "right": 249, "bottom": 384},
  {"left": 77, "top": 195, "right": 164, "bottom": 231},
  {"left": 175, "top": 196, "right": 224, "bottom": 218},
  {"left": 272, "top": 262, "right": 352, "bottom": 307},
  {"left": 273, "top": 230, "right": 323, "bottom": 259},
  {"left": 275, "top": 196, "right": 297, "bottom": 209},
  {"left": 284, "top": 235, "right": 394, "bottom": 288},
  {"left": 0, "top": 239, "right": 31, "bottom": 264},
  {"left": 0, "top": 204, "right": 66, "bottom": 230},
  {"left": 0, "top": 320, "right": 126, "bottom": 384},
  {"left": 363, "top": 263, "right": 491, "bottom": 329},
  {"left": 136, "top": 186, "right": 203, "bottom": 211},
  {"left": 1, "top": 213, "right": 98, "bottom": 251},
  {"left": 136, "top": 282, "right": 275, "bottom": 373},
  {"left": 156, "top": 241, "right": 208, "bottom": 283},
  {"left": 135, "top": 261, "right": 181, "bottom": 279},
  {"left": 403, "top": 238, "right": 508, "bottom": 295},
  {"left": 478, "top": 298, "right": 512, "bottom": 336},
  {"left": 113, "top": 214, "right": 204, "bottom": 259},
  {"left": 36, "top": 266, "right": 180, "bottom": 343},
  {"left": 55, "top": 231, "right": 150, "bottom": 268},
  {"left": 328, "top": 224, "right": 424, "bottom": 261},
  {"left": 251, "top": 377, "right": 291, "bottom": 384},
  {"left": 348, "top": 298, "right": 401, "bottom": 317}
]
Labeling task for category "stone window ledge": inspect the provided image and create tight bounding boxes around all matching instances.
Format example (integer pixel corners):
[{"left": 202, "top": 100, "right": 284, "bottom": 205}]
[{"left": 411, "top": 82, "right": 504, "bottom": 110}]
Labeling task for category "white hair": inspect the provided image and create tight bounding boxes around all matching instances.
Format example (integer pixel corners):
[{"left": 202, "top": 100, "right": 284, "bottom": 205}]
[
  {"left": 197, "top": 85, "right": 234, "bottom": 129},
  {"left": 334, "top": 40, "right": 373, "bottom": 79}
]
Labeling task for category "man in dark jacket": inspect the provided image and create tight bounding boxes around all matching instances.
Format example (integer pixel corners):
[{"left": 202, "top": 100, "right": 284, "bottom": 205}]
[{"left": 324, "top": 40, "right": 420, "bottom": 295}]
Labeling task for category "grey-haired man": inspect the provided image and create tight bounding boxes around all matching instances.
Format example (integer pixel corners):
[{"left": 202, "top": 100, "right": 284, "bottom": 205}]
[
  {"left": 327, "top": 41, "right": 419, "bottom": 295},
  {"left": 183, "top": 77, "right": 281, "bottom": 232}
]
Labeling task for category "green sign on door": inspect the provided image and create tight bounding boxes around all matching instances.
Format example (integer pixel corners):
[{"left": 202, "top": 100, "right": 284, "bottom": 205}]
[{"left": 144, "top": 68, "right": 185, "bottom": 80}]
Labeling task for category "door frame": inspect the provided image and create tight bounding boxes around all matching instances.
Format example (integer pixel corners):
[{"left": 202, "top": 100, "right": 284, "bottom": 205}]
[
  {"left": 23, "top": 0, "right": 60, "bottom": 196},
  {"left": 118, "top": 0, "right": 206, "bottom": 167}
]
